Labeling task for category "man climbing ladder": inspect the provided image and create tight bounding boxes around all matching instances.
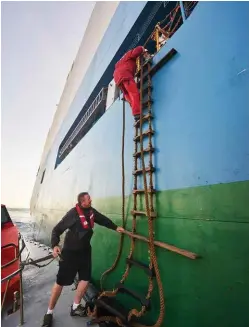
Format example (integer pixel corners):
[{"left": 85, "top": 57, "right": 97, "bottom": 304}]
[{"left": 113, "top": 46, "right": 150, "bottom": 122}]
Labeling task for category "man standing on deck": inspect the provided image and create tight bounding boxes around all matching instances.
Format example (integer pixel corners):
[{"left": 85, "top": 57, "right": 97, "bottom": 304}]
[
  {"left": 113, "top": 46, "right": 150, "bottom": 122},
  {"left": 42, "top": 192, "right": 124, "bottom": 327}
]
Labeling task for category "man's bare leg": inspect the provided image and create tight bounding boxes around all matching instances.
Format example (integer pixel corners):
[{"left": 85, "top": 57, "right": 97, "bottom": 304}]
[
  {"left": 73, "top": 280, "right": 89, "bottom": 305},
  {"left": 48, "top": 283, "right": 63, "bottom": 310},
  {"left": 41, "top": 283, "right": 63, "bottom": 326}
]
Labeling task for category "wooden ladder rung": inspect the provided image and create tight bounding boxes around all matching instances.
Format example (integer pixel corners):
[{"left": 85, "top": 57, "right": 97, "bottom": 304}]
[
  {"left": 134, "top": 113, "right": 153, "bottom": 127},
  {"left": 133, "top": 188, "right": 156, "bottom": 194},
  {"left": 133, "top": 146, "right": 155, "bottom": 157},
  {"left": 126, "top": 258, "right": 155, "bottom": 277},
  {"left": 134, "top": 130, "right": 154, "bottom": 142},
  {"left": 131, "top": 210, "right": 156, "bottom": 218},
  {"left": 133, "top": 166, "right": 155, "bottom": 175}
]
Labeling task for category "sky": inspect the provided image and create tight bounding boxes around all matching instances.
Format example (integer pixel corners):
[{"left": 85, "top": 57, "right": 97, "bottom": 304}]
[{"left": 1, "top": 1, "right": 95, "bottom": 208}]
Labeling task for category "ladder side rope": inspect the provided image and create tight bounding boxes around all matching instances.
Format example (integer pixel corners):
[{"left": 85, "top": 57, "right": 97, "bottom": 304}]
[
  {"left": 116, "top": 59, "right": 165, "bottom": 327},
  {"left": 126, "top": 60, "right": 154, "bottom": 323},
  {"left": 137, "top": 60, "right": 165, "bottom": 327}
]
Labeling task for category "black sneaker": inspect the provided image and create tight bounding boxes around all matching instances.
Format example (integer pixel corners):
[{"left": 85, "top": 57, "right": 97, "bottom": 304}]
[
  {"left": 70, "top": 304, "right": 87, "bottom": 317},
  {"left": 41, "top": 313, "right": 53, "bottom": 327}
]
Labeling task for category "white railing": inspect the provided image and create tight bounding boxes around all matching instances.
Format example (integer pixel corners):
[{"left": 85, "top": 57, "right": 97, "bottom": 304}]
[{"left": 59, "top": 87, "right": 107, "bottom": 157}]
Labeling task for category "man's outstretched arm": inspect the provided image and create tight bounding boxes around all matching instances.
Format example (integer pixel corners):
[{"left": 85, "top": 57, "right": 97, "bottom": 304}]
[{"left": 93, "top": 208, "right": 124, "bottom": 232}]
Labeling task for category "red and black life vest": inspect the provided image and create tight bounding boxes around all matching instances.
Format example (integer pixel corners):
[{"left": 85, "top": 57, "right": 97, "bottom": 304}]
[{"left": 75, "top": 204, "right": 94, "bottom": 229}]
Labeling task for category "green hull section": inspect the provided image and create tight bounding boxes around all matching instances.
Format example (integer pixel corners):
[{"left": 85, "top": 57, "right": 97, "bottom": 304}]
[{"left": 91, "top": 180, "right": 249, "bottom": 327}]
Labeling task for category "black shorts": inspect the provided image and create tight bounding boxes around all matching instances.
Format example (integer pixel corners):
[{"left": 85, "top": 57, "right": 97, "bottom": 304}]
[{"left": 56, "top": 248, "right": 91, "bottom": 286}]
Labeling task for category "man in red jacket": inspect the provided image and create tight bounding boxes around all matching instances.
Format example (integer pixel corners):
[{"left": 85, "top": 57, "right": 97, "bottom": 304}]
[{"left": 114, "top": 46, "right": 149, "bottom": 122}]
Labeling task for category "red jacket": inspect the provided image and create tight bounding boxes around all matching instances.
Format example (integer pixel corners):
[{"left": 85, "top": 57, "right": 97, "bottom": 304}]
[{"left": 113, "top": 46, "right": 144, "bottom": 85}]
